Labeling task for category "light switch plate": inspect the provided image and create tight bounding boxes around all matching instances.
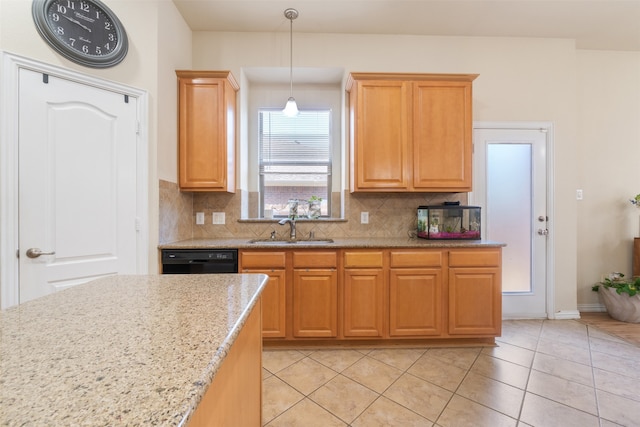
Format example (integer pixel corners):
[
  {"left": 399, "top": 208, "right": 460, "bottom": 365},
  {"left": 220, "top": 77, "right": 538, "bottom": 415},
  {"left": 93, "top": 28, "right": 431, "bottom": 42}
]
[
  {"left": 195, "top": 212, "right": 205, "bottom": 225},
  {"left": 576, "top": 189, "right": 583, "bottom": 200},
  {"left": 212, "top": 212, "right": 225, "bottom": 224},
  {"left": 361, "top": 212, "right": 369, "bottom": 224}
]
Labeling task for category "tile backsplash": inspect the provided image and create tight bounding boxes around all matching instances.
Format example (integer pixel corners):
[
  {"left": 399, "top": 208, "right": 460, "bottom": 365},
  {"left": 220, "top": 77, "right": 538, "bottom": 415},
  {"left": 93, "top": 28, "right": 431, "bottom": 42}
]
[
  {"left": 159, "top": 180, "right": 466, "bottom": 242},
  {"left": 159, "top": 180, "right": 193, "bottom": 244}
]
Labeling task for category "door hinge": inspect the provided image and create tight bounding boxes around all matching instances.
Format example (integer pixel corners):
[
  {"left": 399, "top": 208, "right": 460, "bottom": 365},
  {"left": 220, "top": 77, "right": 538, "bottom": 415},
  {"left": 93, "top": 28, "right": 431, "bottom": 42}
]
[
  {"left": 135, "top": 218, "right": 141, "bottom": 231},
  {"left": 16, "top": 249, "right": 20, "bottom": 259},
  {"left": 136, "top": 121, "right": 140, "bottom": 135}
]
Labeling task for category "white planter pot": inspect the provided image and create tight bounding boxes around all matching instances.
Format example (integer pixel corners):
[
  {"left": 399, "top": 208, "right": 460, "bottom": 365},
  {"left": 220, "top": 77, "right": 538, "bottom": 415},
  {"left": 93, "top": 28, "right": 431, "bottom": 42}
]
[{"left": 600, "top": 286, "right": 640, "bottom": 323}]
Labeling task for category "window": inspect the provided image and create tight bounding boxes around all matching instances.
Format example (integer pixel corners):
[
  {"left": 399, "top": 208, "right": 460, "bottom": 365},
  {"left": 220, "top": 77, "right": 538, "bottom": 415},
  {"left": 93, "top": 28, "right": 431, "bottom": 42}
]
[{"left": 259, "top": 109, "right": 331, "bottom": 218}]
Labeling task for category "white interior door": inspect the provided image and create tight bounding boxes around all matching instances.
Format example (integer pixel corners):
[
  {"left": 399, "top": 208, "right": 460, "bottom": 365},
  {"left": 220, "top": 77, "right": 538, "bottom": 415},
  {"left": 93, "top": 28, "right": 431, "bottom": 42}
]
[
  {"left": 473, "top": 126, "right": 549, "bottom": 319},
  {"left": 18, "top": 68, "right": 138, "bottom": 303}
]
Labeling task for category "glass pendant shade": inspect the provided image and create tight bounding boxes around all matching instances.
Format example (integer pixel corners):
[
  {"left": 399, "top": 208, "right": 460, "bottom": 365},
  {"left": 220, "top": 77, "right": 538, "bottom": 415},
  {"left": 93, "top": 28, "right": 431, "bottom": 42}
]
[{"left": 283, "top": 97, "right": 299, "bottom": 117}]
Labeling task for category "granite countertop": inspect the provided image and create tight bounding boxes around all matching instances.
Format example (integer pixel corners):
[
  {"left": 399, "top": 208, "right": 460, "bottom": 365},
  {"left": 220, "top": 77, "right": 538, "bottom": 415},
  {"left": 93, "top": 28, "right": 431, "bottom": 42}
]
[
  {"left": 0, "top": 274, "right": 268, "bottom": 426},
  {"left": 159, "top": 237, "right": 506, "bottom": 249}
]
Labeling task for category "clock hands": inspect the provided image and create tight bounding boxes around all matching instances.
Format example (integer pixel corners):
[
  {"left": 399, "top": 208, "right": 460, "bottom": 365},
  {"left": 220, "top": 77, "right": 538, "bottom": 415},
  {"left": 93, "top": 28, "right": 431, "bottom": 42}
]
[{"left": 61, "top": 14, "right": 92, "bottom": 33}]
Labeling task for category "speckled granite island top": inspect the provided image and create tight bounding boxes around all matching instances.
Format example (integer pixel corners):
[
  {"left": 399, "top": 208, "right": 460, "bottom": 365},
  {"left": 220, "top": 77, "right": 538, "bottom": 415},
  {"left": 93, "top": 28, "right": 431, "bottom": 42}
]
[
  {"left": 160, "top": 237, "right": 505, "bottom": 249},
  {"left": 0, "top": 274, "right": 267, "bottom": 427}
]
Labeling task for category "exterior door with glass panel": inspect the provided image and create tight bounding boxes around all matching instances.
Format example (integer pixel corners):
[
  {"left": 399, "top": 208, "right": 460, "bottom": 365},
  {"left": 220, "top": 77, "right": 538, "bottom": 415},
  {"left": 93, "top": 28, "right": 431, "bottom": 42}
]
[{"left": 473, "top": 127, "right": 548, "bottom": 318}]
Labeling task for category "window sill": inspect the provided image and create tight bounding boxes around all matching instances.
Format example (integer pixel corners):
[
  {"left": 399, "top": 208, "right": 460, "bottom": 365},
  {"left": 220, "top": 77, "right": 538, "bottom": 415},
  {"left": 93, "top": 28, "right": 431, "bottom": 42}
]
[{"left": 238, "top": 218, "right": 347, "bottom": 223}]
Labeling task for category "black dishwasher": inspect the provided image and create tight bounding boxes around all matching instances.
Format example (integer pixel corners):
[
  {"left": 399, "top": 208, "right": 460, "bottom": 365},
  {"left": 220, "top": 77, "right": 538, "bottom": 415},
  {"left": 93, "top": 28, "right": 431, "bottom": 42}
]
[{"left": 161, "top": 249, "right": 238, "bottom": 274}]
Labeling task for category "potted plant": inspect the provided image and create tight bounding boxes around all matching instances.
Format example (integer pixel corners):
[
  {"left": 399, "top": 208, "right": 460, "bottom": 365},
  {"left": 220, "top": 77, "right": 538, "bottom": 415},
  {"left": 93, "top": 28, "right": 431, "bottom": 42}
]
[
  {"left": 307, "top": 196, "right": 322, "bottom": 219},
  {"left": 592, "top": 273, "right": 640, "bottom": 323}
]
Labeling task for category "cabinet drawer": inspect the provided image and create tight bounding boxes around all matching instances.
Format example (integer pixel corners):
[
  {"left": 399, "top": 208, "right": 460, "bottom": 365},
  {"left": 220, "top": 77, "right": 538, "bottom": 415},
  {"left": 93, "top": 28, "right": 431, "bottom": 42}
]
[
  {"left": 293, "top": 251, "right": 337, "bottom": 268},
  {"left": 449, "top": 249, "right": 501, "bottom": 267},
  {"left": 390, "top": 250, "right": 442, "bottom": 268},
  {"left": 240, "top": 251, "right": 286, "bottom": 269},
  {"left": 344, "top": 251, "right": 384, "bottom": 268}
]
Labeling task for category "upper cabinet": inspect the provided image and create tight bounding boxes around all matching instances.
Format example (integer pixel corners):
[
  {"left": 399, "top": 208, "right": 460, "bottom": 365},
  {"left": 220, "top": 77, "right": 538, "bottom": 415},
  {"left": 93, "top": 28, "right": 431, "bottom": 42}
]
[
  {"left": 346, "top": 73, "right": 478, "bottom": 193},
  {"left": 176, "top": 70, "right": 239, "bottom": 192}
]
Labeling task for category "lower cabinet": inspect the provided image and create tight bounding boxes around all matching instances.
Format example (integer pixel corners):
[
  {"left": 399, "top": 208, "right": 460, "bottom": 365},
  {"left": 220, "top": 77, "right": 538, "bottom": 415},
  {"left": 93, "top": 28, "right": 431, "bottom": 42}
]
[
  {"left": 389, "top": 250, "right": 443, "bottom": 336},
  {"left": 254, "top": 270, "right": 286, "bottom": 338},
  {"left": 448, "top": 249, "right": 502, "bottom": 336},
  {"left": 292, "top": 251, "right": 338, "bottom": 338},
  {"left": 343, "top": 251, "right": 385, "bottom": 337},
  {"left": 239, "top": 246, "right": 502, "bottom": 344},
  {"left": 239, "top": 251, "right": 286, "bottom": 338}
]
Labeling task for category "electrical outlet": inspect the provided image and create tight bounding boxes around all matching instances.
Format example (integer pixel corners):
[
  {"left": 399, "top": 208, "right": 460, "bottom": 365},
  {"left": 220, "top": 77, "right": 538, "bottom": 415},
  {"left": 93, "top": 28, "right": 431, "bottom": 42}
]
[
  {"left": 195, "top": 212, "right": 205, "bottom": 225},
  {"left": 361, "top": 212, "right": 369, "bottom": 224},
  {"left": 212, "top": 212, "right": 225, "bottom": 224},
  {"left": 576, "top": 189, "right": 583, "bottom": 200}
]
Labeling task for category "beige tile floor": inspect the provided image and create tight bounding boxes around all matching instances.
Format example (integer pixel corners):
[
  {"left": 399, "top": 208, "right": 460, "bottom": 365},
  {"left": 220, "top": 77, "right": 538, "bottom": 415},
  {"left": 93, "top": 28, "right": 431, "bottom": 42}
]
[{"left": 262, "top": 319, "right": 640, "bottom": 426}]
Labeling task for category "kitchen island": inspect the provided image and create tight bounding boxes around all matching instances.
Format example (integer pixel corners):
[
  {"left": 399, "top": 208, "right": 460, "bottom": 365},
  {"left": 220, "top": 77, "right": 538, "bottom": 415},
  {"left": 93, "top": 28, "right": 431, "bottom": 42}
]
[{"left": 0, "top": 274, "right": 267, "bottom": 426}]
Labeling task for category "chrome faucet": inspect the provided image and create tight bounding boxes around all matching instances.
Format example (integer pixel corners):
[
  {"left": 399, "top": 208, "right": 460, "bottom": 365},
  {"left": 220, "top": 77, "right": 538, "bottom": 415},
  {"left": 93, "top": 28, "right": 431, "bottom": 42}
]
[{"left": 278, "top": 218, "right": 296, "bottom": 240}]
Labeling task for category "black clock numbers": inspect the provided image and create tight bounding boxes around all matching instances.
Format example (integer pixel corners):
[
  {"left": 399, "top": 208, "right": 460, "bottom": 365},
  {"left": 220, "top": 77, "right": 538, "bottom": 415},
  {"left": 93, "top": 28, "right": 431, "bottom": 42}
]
[{"left": 46, "top": 0, "right": 118, "bottom": 57}]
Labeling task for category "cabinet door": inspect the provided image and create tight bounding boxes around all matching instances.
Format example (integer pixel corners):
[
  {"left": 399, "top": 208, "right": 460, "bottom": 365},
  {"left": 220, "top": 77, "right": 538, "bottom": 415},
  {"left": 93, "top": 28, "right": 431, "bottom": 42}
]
[
  {"left": 389, "top": 268, "right": 442, "bottom": 336},
  {"left": 292, "top": 269, "right": 338, "bottom": 337},
  {"left": 242, "top": 269, "right": 286, "bottom": 338},
  {"left": 343, "top": 269, "right": 384, "bottom": 337},
  {"left": 448, "top": 267, "right": 501, "bottom": 335},
  {"left": 350, "top": 80, "right": 411, "bottom": 191},
  {"left": 240, "top": 251, "right": 287, "bottom": 338},
  {"left": 177, "top": 71, "right": 237, "bottom": 192},
  {"left": 412, "top": 80, "right": 473, "bottom": 191}
]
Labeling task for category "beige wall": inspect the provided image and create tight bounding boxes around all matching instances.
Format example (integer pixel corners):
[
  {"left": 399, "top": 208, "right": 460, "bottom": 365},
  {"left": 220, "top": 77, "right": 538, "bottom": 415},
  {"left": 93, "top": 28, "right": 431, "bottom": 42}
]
[{"left": 576, "top": 50, "right": 640, "bottom": 309}]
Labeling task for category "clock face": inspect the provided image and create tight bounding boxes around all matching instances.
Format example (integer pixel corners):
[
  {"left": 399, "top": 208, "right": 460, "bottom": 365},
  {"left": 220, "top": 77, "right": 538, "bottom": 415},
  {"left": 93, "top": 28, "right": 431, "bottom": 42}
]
[{"left": 32, "top": 0, "right": 128, "bottom": 68}]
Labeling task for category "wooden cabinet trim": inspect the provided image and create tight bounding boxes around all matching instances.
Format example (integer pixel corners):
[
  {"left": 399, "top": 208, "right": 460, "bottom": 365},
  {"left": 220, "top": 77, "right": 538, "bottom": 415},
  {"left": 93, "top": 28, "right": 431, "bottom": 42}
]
[
  {"left": 346, "top": 72, "right": 478, "bottom": 89},
  {"left": 176, "top": 70, "right": 239, "bottom": 89}
]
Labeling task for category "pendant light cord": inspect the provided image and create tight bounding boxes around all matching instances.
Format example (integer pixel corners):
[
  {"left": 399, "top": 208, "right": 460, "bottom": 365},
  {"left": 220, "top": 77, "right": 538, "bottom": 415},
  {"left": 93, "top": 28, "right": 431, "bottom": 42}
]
[{"left": 289, "top": 12, "right": 294, "bottom": 98}]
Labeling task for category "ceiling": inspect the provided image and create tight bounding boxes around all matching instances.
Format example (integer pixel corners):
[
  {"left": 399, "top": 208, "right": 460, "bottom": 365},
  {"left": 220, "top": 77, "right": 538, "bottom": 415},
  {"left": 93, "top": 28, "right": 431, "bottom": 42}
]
[{"left": 172, "top": 0, "right": 640, "bottom": 52}]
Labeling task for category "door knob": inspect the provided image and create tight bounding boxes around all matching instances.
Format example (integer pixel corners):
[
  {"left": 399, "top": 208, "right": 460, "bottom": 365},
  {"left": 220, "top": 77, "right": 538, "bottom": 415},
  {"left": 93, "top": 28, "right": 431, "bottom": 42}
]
[{"left": 26, "top": 248, "right": 56, "bottom": 258}]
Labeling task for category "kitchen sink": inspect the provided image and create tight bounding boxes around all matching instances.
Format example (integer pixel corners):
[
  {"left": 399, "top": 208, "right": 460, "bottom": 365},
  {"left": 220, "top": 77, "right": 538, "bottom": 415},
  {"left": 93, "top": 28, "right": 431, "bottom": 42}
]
[{"left": 248, "top": 238, "right": 334, "bottom": 244}]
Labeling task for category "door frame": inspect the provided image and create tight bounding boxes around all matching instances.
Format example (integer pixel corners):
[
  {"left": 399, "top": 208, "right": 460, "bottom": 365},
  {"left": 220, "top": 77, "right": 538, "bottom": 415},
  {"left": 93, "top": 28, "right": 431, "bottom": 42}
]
[
  {"left": 1, "top": 52, "right": 149, "bottom": 309},
  {"left": 471, "top": 121, "right": 556, "bottom": 319}
]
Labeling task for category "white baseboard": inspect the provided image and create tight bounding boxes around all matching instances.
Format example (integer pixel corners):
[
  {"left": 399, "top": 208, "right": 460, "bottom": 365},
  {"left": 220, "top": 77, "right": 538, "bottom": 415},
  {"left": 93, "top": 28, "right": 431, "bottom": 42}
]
[
  {"left": 577, "top": 303, "right": 607, "bottom": 313},
  {"left": 503, "top": 307, "right": 606, "bottom": 320},
  {"left": 551, "top": 310, "right": 581, "bottom": 320},
  {"left": 503, "top": 312, "right": 548, "bottom": 320}
]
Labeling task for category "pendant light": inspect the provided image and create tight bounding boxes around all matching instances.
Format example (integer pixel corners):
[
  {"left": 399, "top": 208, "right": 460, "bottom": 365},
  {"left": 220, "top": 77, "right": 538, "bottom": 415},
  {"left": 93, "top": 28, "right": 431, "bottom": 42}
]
[{"left": 282, "top": 8, "right": 299, "bottom": 117}]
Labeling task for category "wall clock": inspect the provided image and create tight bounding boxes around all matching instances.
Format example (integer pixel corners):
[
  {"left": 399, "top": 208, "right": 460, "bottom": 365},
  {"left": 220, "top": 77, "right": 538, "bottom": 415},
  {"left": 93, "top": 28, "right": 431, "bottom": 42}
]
[{"left": 32, "top": 0, "right": 128, "bottom": 68}]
